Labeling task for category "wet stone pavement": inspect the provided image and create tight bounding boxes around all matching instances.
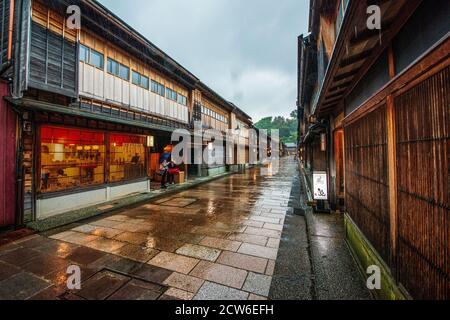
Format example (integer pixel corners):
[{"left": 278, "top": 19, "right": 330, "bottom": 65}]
[{"left": 0, "top": 158, "right": 369, "bottom": 300}]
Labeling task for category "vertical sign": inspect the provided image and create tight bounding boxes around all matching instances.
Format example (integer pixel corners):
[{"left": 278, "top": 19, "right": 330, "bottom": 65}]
[{"left": 313, "top": 171, "right": 328, "bottom": 200}]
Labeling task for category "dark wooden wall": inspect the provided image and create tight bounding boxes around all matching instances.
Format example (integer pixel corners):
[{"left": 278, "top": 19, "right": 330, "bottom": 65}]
[
  {"left": 0, "top": 81, "right": 16, "bottom": 228},
  {"left": 312, "top": 139, "right": 327, "bottom": 172},
  {"left": 344, "top": 58, "right": 449, "bottom": 299},
  {"left": 395, "top": 66, "right": 449, "bottom": 300},
  {"left": 29, "top": 22, "right": 77, "bottom": 97},
  {"left": 345, "top": 105, "right": 391, "bottom": 264}
]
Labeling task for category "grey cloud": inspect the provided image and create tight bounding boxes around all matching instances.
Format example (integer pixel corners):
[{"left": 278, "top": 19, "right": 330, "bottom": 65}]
[{"left": 98, "top": 0, "right": 309, "bottom": 121}]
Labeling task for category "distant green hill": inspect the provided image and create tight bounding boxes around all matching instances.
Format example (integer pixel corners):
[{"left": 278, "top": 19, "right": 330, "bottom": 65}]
[{"left": 254, "top": 110, "right": 298, "bottom": 144}]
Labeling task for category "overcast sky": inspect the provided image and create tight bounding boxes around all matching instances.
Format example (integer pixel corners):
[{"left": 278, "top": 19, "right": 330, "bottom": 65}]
[{"left": 98, "top": 0, "right": 309, "bottom": 122}]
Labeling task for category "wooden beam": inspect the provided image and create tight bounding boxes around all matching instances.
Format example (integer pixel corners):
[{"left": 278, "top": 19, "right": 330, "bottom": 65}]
[
  {"left": 327, "top": 87, "right": 347, "bottom": 95},
  {"left": 322, "top": 101, "right": 338, "bottom": 109},
  {"left": 325, "top": 91, "right": 345, "bottom": 101},
  {"left": 323, "top": 96, "right": 342, "bottom": 105},
  {"left": 333, "top": 68, "right": 360, "bottom": 82},
  {"left": 344, "top": 0, "right": 424, "bottom": 101},
  {"left": 350, "top": 28, "right": 383, "bottom": 46},
  {"left": 388, "top": 44, "right": 396, "bottom": 79},
  {"left": 386, "top": 43, "right": 398, "bottom": 275},
  {"left": 312, "top": 0, "right": 362, "bottom": 115},
  {"left": 343, "top": 36, "right": 450, "bottom": 127},
  {"left": 340, "top": 50, "right": 372, "bottom": 68},
  {"left": 386, "top": 94, "right": 397, "bottom": 274},
  {"left": 329, "top": 80, "right": 352, "bottom": 92}
]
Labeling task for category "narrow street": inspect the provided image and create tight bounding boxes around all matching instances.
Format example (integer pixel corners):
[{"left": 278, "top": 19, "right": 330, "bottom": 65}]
[{"left": 0, "top": 158, "right": 370, "bottom": 300}]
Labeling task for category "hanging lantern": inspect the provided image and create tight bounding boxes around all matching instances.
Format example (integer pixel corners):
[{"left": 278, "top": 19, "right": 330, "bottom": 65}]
[{"left": 147, "top": 136, "right": 155, "bottom": 148}]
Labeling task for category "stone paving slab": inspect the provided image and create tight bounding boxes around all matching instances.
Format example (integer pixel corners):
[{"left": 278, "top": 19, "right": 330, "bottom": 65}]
[
  {"left": 107, "top": 279, "right": 162, "bottom": 300},
  {"left": 113, "top": 244, "right": 160, "bottom": 263},
  {"left": 130, "top": 264, "right": 172, "bottom": 286},
  {"left": 216, "top": 251, "right": 268, "bottom": 274},
  {"left": 163, "top": 288, "right": 195, "bottom": 300},
  {"left": 113, "top": 232, "right": 149, "bottom": 246},
  {"left": 0, "top": 247, "right": 44, "bottom": 267},
  {"left": 194, "top": 282, "right": 249, "bottom": 300},
  {"left": 244, "top": 227, "right": 282, "bottom": 239},
  {"left": 21, "top": 255, "right": 70, "bottom": 278},
  {"left": 189, "top": 261, "right": 248, "bottom": 289},
  {"left": 0, "top": 272, "right": 51, "bottom": 300},
  {"left": 148, "top": 252, "right": 200, "bottom": 274},
  {"left": 163, "top": 272, "right": 205, "bottom": 294},
  {"left": 227, "top": 233, "right": 268, "bottom": 246},
  {"left": 176, "top": 244, "right": 221, "bottom": 262},
  {"left": 84, "top": 238, "right": 127, "bottom": 253},
  {"left": 266, "top": 238, "right": 281, "bottom": 249},
  {"left": 238, "top": 243, "right": 278, "bottom": 260},
  {"left": 199, "top": 237, "right": 242, "bottom": 252},
  {"left": 75, "top": 270, "right": 130, "bottom": 300},
  {"left": 242, "top": 272, "right": 273, "bottom": 297},
  {"left": 0, "top": 261, "right": 21, "bottom": 281}
]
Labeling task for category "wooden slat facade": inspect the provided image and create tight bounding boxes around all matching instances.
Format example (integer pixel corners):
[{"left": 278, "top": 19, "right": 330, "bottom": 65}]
[
  {"left": 79, "top": 30, "right": 190, "bottom": 98},
  {"left": 395, "top": 66, "right": 450, "bottom": 300},
  {"left": 343, "top": 49, "right": 450, "bottom": 299},
  {"left": 30, "top": 1, "right": 78, "bottom": 96},
  {"left": 345, "top": 105, "right": 391, "bottom": 264},
  {"left": 201, "top": 97, "right": 229, "bottom": 132},
  {"left": 300, "top": 0, "right": 449, "bottom": 300},
  {"left": 344, "top": 69, "right": 450, "bottom": 299}
]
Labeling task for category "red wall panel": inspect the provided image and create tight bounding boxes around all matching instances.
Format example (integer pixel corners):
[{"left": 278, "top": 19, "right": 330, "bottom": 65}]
[{"left": 0, "top": 81, "right": 16, "bottom": 228}]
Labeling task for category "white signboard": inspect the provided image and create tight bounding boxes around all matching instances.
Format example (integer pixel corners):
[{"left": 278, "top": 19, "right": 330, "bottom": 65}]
[{"left": 313, "top": 172, "right": 328, "bottom": 200}]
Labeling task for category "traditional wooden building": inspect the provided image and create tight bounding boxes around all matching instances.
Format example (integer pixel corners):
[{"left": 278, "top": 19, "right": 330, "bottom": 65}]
[
  {"left": 298, "top": 0, "right": 449, "bottom": 299},
  {"left": 191, "top": 86, "right": 253, "bottom": 177},
  {"left": 0, "top": 0, "right": 17, "bottom": 231},
  {"left": 0, "top": 0, "right": 252, "bottom": 229}
]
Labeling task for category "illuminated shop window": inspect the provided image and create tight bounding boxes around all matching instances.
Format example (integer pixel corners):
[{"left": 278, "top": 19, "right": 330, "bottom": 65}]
[
  {"left": 109, "top": 134, "right": 147, "bottom": 183},
  {"left": 40, "top": 126, "right": 106, "bottom": 193}
]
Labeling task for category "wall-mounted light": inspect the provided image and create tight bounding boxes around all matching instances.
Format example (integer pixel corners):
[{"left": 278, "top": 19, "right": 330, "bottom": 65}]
[
  {"left": 147, "top": 136, "right": 155, "bottom": 148},
  {"left": 321, "top": 133, "right": 327, "bottom": 152}
]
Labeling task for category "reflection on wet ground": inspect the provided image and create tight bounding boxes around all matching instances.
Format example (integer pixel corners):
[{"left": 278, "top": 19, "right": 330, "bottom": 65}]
[{"left": 0, "top": 158, "right": 298, "bottom": 300}]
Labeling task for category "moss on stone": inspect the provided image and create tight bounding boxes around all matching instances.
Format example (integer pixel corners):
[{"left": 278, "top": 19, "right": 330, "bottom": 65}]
[{"left": 344, "top": 214, "right": 410, "bottom": 300}]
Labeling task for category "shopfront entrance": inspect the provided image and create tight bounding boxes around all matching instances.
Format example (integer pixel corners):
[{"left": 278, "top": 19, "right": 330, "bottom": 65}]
[
  {"left": 39, "top": 126, "right": 147, "bottom": 194},
  {"left": 35, "top": 124, "right": 152, "bottom": 219}
]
